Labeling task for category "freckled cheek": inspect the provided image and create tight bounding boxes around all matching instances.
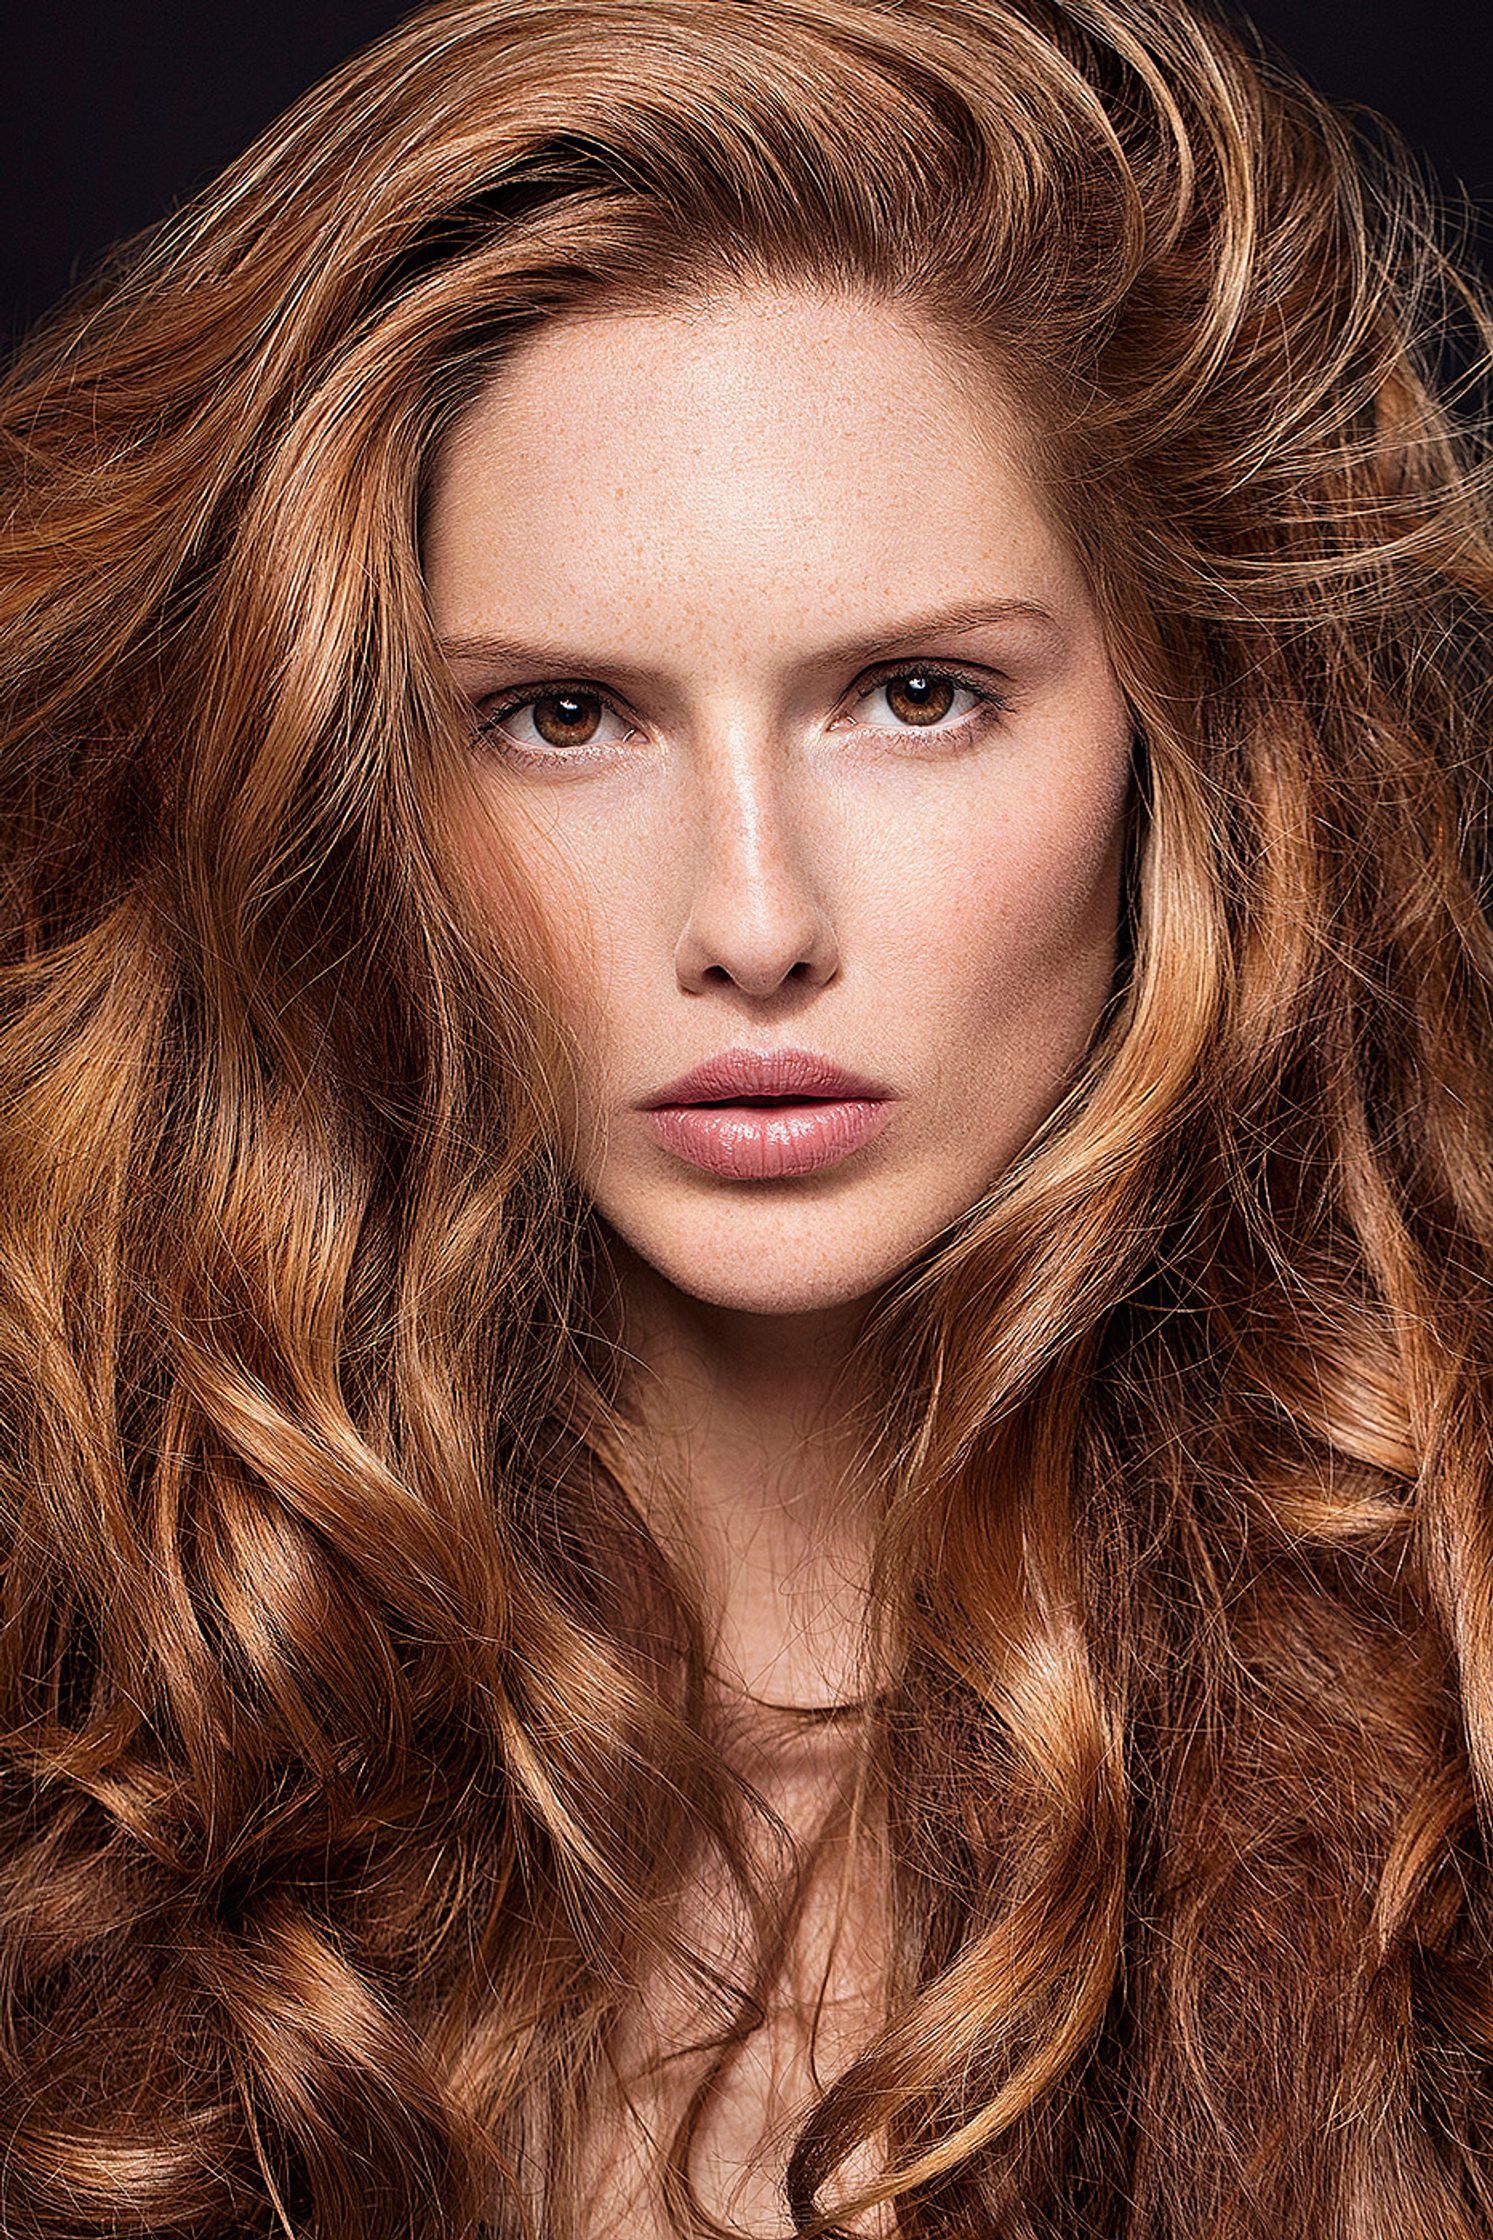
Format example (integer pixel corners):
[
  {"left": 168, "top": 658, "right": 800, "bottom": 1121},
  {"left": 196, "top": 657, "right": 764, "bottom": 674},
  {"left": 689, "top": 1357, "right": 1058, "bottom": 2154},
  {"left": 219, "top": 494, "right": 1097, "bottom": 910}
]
[
  {"left": 445, "top": 806, "right": 641, "bottom": 1112},
  {"left": 513, "top": 844, "right": 666, "bottom": 1098},
  {"left": 888, "top": 814, "right": 1126, "bottom": 1097}
]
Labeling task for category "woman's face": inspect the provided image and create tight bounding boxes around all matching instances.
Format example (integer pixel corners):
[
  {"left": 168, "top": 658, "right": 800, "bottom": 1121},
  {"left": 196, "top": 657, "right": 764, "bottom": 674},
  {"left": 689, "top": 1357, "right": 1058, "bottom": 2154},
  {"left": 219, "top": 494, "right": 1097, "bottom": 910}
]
[{"left": 422, "top": 284, "right": 1135, "bottom": 1319}]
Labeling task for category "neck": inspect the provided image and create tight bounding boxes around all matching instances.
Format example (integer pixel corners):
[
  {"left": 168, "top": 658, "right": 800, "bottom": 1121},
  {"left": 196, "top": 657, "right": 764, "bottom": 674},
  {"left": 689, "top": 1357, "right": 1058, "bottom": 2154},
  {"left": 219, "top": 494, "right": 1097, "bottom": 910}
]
[{"left": 599, "top": 1229, "right": 886, "bottom": 1719}]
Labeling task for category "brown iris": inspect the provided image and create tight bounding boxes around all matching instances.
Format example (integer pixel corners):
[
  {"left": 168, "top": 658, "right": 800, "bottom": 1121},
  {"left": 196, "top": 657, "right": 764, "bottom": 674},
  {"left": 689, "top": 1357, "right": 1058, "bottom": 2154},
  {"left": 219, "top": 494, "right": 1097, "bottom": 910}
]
[
  {"left": 530, "top": 690, "right": 606, "bottom": 747},
  {"left": 883, "top": 670, "right": 957, "bottom": 726}
]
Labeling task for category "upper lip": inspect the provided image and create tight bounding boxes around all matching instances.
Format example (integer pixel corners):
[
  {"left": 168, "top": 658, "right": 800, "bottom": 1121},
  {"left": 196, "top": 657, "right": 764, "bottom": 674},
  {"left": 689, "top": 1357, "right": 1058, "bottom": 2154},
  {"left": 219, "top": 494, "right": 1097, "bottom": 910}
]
[{"left": 641, "top": 1045, "right": 895, "bottom": 1108}]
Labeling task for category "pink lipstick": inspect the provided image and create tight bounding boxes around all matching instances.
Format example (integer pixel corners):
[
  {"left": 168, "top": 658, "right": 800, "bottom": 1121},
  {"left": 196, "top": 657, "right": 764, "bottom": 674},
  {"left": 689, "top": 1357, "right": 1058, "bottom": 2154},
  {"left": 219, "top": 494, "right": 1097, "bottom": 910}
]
[{"left": 638, "top": 1046, "right": 895, "bottom": 1181}]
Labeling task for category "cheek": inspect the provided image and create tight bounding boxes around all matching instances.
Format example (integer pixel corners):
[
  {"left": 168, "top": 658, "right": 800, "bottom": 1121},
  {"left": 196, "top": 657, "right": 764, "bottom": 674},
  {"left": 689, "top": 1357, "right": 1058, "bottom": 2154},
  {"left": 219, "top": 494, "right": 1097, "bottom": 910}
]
[
  {"left": 972, "top": 818, "right": 1122, "bottom": 999},
  {"left": 449, "top": 789, "right": 627, "bottom": 1024},
  {"left": 883, "top": 778, "right": 1129, "bottom": 1091}
]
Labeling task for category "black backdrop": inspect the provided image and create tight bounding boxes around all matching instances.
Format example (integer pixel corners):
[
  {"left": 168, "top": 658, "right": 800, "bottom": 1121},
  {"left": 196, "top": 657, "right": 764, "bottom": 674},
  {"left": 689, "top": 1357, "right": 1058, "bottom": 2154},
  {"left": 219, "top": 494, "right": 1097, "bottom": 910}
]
[{"left": 3, "top": 0, "right": 1491, "bottom": 349}]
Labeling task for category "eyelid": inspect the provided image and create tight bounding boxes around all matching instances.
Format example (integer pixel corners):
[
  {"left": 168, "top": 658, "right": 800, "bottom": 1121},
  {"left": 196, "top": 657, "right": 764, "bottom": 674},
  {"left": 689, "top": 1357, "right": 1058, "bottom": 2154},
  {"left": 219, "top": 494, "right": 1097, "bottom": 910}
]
[
  {"left": 473, "top": 677, "right": 640, "bottom": 752},
  {"left": 472, "top": 657, "right": 1017, "bottom": 752},
  {"left": 852, "top": 656, "right": 1015, "bottom": 717}
]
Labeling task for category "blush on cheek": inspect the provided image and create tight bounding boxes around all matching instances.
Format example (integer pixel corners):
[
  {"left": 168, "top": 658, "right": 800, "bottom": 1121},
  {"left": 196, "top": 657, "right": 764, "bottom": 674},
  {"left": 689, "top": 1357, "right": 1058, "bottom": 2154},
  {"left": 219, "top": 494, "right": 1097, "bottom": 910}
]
[
  {"left": 953, "top": 808, "right": 1124, "bottom": 996},
  {"left": 960, "top": 806, "right": 1129, "bottom": 1097}
]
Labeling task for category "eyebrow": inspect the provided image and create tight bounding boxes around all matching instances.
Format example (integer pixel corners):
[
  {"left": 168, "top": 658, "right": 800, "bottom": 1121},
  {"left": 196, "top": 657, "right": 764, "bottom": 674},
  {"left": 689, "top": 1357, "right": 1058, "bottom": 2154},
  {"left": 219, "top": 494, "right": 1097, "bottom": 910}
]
[{"left": 437, "top": 596, "right": 1065, "bottom": 679}]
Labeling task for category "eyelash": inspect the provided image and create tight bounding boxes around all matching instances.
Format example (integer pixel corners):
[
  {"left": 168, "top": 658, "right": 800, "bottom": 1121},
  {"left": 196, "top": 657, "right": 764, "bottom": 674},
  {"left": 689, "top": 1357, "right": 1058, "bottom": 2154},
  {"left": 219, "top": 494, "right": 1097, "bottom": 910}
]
[{"left": 471, "top": 661, "right": 1015, "bottom": 763}]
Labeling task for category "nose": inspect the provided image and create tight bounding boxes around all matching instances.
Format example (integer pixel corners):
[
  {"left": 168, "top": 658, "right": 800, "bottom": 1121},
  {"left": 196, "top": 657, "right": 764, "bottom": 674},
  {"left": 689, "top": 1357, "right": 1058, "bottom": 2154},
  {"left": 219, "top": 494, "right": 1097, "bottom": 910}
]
[{"left": 672, "top": 728, "right": 841, "bottom": 1000}]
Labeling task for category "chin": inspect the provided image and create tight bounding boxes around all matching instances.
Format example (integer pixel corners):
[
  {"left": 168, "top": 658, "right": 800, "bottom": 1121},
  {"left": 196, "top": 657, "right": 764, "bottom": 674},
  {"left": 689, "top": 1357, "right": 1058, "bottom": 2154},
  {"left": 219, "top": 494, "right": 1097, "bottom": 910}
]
[
  {"left": 651, "top": 1261, "right": 882, "bottom": 1316},
  {"left": 597, "top": 1192, "right": 948, "bottom": 1318}
]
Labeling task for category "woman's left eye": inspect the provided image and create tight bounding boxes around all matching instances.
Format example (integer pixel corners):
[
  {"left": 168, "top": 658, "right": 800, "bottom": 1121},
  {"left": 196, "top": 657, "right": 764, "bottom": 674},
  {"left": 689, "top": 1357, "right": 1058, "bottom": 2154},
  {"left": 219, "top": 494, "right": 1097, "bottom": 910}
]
[{"left": 853, "top": 663, "right": 1013, "bottom": 738}]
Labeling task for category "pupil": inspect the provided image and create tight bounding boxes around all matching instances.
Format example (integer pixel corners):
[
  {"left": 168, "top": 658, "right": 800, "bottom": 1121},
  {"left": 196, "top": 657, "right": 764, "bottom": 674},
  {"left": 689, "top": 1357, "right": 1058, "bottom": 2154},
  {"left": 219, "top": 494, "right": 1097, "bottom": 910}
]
[
  {"left": 888, "top": 670, "right": 954, "bottom": 725},
  {"left": 535, "top": 691, "right": 600, "bottom": 746}
]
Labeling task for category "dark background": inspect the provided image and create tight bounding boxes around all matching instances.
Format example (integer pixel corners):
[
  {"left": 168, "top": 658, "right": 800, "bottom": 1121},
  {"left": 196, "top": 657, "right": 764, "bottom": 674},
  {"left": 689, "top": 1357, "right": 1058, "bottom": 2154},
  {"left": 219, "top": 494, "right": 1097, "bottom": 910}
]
[{"left": 2, "top": 0, "right": 1491, "bottom": 351}]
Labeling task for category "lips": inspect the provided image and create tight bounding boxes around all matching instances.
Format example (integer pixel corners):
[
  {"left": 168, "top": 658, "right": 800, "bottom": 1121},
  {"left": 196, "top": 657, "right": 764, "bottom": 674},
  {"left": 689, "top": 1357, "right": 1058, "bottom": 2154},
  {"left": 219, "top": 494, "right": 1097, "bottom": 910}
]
[
  {"left": 638, "top": 1045, "right": 896, "bottom": 1180},
  {"left": 640, "top": 1045, "right": 893, "bottom": 1108}
]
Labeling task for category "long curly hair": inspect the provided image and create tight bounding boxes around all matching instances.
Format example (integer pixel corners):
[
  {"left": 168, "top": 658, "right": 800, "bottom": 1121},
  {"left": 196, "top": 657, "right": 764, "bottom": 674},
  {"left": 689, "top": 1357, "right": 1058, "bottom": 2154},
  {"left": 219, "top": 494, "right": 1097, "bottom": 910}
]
[{"left": 3, "top": 0, "right": 1493, "bottom": 2232}]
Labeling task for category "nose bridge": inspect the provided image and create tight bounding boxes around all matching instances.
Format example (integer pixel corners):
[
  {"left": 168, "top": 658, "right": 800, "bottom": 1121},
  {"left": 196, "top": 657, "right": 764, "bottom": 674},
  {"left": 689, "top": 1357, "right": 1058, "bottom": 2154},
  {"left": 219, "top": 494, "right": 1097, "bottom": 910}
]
[{"left": 673, "top": 704, "right": 838, "bottom": 998}]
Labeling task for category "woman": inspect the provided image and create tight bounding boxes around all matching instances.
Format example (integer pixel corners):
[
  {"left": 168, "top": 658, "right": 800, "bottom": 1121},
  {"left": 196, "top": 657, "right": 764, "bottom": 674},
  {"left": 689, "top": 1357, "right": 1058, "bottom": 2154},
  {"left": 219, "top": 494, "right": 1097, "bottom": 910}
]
[{"left": 2, "top": 0, "right": 1491, "bottom": 2233}]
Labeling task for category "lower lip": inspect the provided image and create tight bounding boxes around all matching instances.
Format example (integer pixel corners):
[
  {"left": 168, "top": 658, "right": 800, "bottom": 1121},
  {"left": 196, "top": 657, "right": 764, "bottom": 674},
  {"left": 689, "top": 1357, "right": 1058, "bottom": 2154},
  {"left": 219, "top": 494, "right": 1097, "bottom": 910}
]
[{"left": 642, "top": 1097, "right": 893, "bottom": 1181}]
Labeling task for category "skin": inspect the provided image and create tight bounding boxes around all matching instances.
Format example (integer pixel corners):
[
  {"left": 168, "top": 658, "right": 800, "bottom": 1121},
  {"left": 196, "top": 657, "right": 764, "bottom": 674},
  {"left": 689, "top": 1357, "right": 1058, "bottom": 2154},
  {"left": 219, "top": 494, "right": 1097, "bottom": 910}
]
[
  {"left": 421, "top": 281, "right": 1135, "bottom": 2233},
  {"left": 422, "top": 281, "right": 1134, "bottom": 1711}
]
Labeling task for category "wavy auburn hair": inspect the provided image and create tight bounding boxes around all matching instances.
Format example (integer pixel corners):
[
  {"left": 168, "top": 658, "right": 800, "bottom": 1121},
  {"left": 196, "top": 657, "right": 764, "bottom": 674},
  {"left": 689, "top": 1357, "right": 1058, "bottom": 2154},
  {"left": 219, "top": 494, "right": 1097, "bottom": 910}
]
[{"left": 4, "top": 0, "right": 1493, "bottom": 2232}]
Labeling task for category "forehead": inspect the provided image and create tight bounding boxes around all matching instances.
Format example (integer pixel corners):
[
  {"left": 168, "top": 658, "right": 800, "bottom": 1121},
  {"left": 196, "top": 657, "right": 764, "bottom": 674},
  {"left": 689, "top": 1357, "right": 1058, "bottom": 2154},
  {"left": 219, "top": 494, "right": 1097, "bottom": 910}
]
[{"left": 421, "top": 285, "right": 1088, "bottom": 657}]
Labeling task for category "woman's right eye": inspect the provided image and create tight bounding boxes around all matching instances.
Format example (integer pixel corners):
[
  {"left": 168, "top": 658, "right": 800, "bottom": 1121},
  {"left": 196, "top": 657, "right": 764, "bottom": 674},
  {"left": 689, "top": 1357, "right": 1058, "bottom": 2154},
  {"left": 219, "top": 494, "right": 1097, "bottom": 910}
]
[{"left": 475, "top": 685, "right": 634, "bottom": 758}]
